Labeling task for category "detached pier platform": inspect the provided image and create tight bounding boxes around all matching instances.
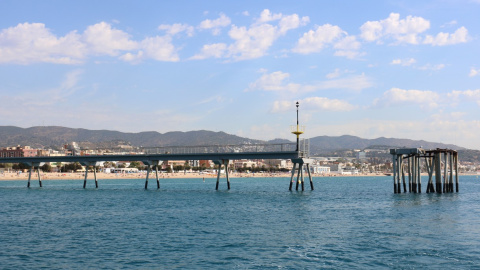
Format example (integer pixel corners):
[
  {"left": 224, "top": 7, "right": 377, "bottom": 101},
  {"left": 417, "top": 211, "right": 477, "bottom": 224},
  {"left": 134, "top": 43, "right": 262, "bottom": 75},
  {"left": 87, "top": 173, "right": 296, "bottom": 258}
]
[{"left": 390, "top": 148, "right": 459, "bottom": 194}]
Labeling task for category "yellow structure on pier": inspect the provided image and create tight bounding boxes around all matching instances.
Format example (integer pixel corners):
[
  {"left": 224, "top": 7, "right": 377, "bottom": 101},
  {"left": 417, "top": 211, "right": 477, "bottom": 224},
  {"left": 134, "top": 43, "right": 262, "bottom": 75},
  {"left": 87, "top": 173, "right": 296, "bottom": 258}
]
[{"left": 291, "top": 101, "right": 304, "bottom": 152}]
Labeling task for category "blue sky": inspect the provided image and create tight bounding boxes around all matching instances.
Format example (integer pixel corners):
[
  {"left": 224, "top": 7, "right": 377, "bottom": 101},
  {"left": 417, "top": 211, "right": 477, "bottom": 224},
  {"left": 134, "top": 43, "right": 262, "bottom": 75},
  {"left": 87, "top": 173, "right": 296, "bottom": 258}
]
[{"left": 1, "top": 1, "right": 480, "bottom": 149}]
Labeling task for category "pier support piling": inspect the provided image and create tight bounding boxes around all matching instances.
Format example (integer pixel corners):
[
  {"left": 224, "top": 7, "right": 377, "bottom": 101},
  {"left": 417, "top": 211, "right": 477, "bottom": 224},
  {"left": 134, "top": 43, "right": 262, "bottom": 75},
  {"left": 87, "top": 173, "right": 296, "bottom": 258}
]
[
  {"left": 455, "top": 152, "right": 459, "bottom": 192},
  {"left": 390, "top": 148, "right": 459, "bottom": 194},
  {"left": 24, "top": 162, "right": 42, "bottom": 188},
  {"left": 289, "top": 163, "right": 296, "bottom": 191},
  {"left": 28, "top": 165, "right": 33, "bottom": 188},
  {"left": 37, "top": 167, "right": 42, "bottom": 187},
  {"left": 142, "top": 160, "right": 162, "bottom": 189},
  {"left": 306, "top": 163, "right": 314, "bottom": 190},
  {"left": 289, "top": 158, "right": 313, "bottom": 191},
  {"left": 213, "top": 160, "right": 230, "bottom": 190},
  {"left": 145, "top": 165, "right": 151, "bottom": 190},
  {"left": 435, "top": 152, "right": 442, "bottom": 193},
  {"left": 80, "top": 161, "right": 99, "bottom": 189},
  {"left": 83, "top": 167, "right": 88, "bottom": 189}
]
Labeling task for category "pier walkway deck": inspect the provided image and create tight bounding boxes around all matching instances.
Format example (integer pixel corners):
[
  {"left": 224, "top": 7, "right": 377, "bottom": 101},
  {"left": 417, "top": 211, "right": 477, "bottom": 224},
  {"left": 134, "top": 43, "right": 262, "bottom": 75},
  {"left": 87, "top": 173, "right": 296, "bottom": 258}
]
[{"left": 0, "top": 143, "right": 313, "bottom": 191}]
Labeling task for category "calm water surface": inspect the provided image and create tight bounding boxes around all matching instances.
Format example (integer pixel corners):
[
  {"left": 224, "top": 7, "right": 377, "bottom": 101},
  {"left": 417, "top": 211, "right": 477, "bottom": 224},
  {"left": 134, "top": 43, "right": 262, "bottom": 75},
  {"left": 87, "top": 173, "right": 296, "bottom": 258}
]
[{"left": 1, "top": 176, "right": 480, "bottom": 269}]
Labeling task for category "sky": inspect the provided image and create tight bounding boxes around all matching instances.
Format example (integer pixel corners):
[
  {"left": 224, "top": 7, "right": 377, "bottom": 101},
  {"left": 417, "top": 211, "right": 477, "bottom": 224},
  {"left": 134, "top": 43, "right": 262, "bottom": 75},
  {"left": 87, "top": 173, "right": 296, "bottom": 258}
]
[{"left": 1, "top": 1, "right": 480, "bottom": 149}]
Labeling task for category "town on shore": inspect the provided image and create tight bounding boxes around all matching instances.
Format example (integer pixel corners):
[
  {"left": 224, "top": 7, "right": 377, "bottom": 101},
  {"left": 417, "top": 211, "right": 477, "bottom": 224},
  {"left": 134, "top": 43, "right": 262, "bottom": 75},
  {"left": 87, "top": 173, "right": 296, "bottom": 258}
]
[{"left": 0, "top": 142, "right": 478, "bottom": 181}]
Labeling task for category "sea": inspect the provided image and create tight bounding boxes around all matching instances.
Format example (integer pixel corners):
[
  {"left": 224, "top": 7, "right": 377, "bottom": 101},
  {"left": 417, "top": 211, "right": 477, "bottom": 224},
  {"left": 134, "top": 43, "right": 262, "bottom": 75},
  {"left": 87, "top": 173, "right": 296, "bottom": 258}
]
[{"left": 1, "top": 175, "right": 480, "bottom": 269}]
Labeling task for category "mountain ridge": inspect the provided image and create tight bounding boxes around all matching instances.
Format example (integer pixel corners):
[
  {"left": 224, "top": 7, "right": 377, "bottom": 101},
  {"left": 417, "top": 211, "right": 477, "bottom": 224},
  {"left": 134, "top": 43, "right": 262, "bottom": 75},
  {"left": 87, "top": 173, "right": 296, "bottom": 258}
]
[{"left": 0, "top": 126, "right": 467, "bottom": 152}]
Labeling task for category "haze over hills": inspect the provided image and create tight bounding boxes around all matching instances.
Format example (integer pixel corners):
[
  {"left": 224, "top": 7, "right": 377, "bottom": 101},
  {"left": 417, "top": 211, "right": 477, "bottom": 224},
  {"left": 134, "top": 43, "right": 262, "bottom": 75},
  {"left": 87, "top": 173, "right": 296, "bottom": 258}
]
[
  {"left": 0, "top": 126, "right": 467, "bottom": 153},
  {"left": 309, "top": 135, "right": 464, "bottom": 153}
]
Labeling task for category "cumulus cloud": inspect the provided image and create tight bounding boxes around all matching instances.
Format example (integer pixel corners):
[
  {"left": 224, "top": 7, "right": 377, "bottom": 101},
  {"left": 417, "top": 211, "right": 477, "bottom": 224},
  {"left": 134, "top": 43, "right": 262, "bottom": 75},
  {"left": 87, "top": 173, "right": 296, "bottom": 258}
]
[
  {"left": 360, "top": 13, "right": 430, "bottom": 44},
  {"left": 190, "top": 43, "right": 227, "bottom": 60},
  {"left": 225, "top": 10, "right": 309, "bottom": 60},
  {"left": 0, "top": 21, "right": 183, "bottom": 64},
  {"left": 246, "top": 70, "right": 373, "bottom": 93},
  {"left": 373, "top": 88, "right": 439, "bottom": 109},
  {"left": 292, "top": 24, "right": 344, "bottom": 54},
  {"left": 293, "top": 24, "right": 363, "bottom": 58},
  {"left": 360, "top": 13, "right": 468, "bottom": 46},
  {"left": 138, "top": 36, "right": 179, "bottom": 61},
  {"left": 120, "top": 35, "right": 179, "bottom": 63},
  {"left": 194, "top": 9, "right": 309, "bottom": 61},
  {"left": 0, "top": 22, "right": 85, "bottom": 64},
  {"left": 158, "top": 23, "right": 194, "bottom": 37},
  {"left": 469, "top": 67, "right": 480, "bottom": 77},
  {"left": 198, "top": 13, "right": 231, "bottom": 35},
  {"left": 83, "top": 22, "right": 138, "bottom": 55},
  {"left": 272, "top": 97, "right": 356, "bottom": 113},
  {"left": 423, "top": 26, "right": 468, "bottom": 46},
  {"left": 333, "top": 36, "right": 363, "bottom": 58}
]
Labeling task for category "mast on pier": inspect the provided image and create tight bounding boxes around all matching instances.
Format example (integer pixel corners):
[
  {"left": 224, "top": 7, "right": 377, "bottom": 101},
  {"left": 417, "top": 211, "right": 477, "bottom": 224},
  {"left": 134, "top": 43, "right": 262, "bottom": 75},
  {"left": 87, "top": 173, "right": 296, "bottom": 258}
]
[{"left": 291, "top": 101, "right": 305, "bottom": 152}]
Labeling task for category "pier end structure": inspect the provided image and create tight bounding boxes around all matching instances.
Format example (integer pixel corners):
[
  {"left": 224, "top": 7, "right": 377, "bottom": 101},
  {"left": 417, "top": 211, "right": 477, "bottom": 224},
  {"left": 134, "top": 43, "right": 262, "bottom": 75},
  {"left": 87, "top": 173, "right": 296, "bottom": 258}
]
[{"left": 390, "top": 148, "right": 458, "bottom": 194}]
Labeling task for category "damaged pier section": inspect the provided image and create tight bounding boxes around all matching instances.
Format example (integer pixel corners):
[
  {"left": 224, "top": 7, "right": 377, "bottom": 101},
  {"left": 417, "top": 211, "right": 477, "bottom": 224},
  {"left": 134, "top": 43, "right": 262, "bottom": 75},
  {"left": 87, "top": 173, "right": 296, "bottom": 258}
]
[{"left": 390, "top": 148, "right": 458, "bottom": 194}]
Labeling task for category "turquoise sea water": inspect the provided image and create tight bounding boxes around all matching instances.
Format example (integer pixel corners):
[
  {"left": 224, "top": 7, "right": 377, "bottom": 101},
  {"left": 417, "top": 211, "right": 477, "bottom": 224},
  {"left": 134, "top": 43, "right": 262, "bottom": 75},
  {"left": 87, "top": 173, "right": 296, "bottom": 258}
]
[{"left": 1, "top": 176, "right": 480, "bottom": 269}]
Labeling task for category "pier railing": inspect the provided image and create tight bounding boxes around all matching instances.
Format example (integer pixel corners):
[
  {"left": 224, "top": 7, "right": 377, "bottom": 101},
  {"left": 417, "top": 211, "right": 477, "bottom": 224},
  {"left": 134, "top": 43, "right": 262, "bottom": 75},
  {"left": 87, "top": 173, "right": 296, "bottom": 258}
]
[{"left": 78, "top": 143, "right": 299, "bottom": 156}]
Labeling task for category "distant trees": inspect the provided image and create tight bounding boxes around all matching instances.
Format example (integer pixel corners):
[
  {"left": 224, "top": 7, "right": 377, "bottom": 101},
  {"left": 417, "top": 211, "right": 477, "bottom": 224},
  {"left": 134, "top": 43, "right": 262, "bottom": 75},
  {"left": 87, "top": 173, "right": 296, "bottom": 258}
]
[
  {"left": 61, "top": 162, "right": 83, "bottom": 172},
  {"left": 40, "top": 163, "right": 52, "bottom": 172},
  {"left": 12, "top": 163, "right": 28, "bottom": 170}
]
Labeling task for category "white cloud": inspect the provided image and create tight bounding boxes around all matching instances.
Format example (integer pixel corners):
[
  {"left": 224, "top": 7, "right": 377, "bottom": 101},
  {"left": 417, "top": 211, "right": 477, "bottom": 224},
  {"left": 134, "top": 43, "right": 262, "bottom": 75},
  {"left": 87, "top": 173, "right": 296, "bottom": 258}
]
[
  {"left": 197, "top": 9, "right": 309, "bottom": 61},
  {"left": 83, "top": 22, "right": 138, "bottom": 55},
  {"left": 247, "top": 71, "right": 299, "bottom": 92},
  {"left": 158, "top": 23, "right": 194, "bottom": 37},
  {"left": 470, "top": 67, "right": 480, "bottom": 77},
  {"left": 0, "top": 21, "right": 183, "bottom": 64},
  {"left": 119, "top": 51, "right": 144, "bottom": 63},
  {"left": 391, "top": 58, "right": 416, "bottom": 66},
  {"left": 373, "top": 88, "right": 439, "bottom": 109},
  {"left": 138, "top": 36, "right": 179, "bottom": 62},
  {"left": 360, "top": 13, "right": 430, "bottom": 44},
  {"left": 423, "top": 26, "right": 468, "bottom": 46},
  {"left": 121, "top": 36, "right": 180, "bottom": 63},
  {"left": 0, "top": 22, "right": 85, "bottom": 64},
  {"left": 198, "top": 14, "right": 231, "bottom": 35},
  {"left": 292, "top": 24, "right": 345, "bottom": 54},
  {"left": 247, "top": 71, "right": 373, "bottom": 93},
  {"left": 448, "top": 89, "right": 480, "bottom": 106},
  {"left": 333, "top": 36, "right": 363, "bottom": 59},
  {"left": 272, "top": 97, "right": 356, "bottom": 113},
  {"left": 360, "top": 13, "right": 469, "bottom": 46},
  {"left": 293, "top": 24, "right": 363, "bottom": 58},
  {"left": 190, "top": 43, "right": 227, "bottom": 60}
]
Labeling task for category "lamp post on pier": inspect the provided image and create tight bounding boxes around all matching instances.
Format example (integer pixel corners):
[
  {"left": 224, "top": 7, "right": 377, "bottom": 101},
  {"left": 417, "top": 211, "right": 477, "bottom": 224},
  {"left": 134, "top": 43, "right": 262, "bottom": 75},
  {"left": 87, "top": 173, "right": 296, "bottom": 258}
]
[{"left": 291, "top": 101, "right": 304, "bottom": 152}]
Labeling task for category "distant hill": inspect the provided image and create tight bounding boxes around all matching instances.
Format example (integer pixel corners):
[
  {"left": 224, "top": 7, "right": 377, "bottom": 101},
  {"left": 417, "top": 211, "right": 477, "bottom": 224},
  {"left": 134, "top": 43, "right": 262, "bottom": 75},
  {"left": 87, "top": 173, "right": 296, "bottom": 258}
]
[
  {"left": 0, "top": 126, "right": 467, "bottom": 152},
  {"left": 308, "top": 135, "right": 465, "bottom": 155},
  {"left": 0, "top": 126, "right": 263, "bottom": 149}
]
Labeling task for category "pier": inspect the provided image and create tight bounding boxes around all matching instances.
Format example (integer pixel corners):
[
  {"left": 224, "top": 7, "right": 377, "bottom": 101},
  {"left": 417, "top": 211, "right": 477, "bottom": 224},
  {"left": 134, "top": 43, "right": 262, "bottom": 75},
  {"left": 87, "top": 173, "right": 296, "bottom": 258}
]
[
  {"left": 390, "top": 148, "right": 459, "bottom": 194},
  {"left": 0, "top": 102, "right": 315, "bottom": 191},
  {"left": 0, "top": 142, "right": 314, "bottom": 191}
]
